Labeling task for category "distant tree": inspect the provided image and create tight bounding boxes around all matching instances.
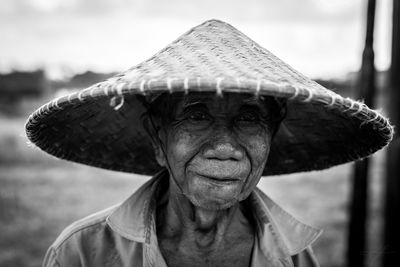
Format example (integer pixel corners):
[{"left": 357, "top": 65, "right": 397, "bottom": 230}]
[
  {"left": 314, "top": 78, "right": 355, "bottom": 98},
  {"left": 68, "top": 71, "right": 115, "bottom": 89},
  {"left": 0, "top": 70, "right": 47, "bottom": 100}
]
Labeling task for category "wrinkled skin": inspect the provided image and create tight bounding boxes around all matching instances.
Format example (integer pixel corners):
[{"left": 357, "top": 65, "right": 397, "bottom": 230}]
[{"left": 147, "top": 93, "right": 279, "bottom": 267}]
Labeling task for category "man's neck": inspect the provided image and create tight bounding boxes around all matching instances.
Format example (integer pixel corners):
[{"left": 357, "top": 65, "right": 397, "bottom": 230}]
[
  {"left": 156, "top": 179, "right": 255, "bottom": 267},
  {"left": 157, "top": 183, "right": 253, "bottom": 248}
]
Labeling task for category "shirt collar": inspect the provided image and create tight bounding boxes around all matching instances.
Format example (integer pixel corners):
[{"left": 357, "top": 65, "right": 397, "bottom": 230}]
[
  {"left": 106, "top": 170, "right": 164, "bottom": 243},
  {"left": 250, "top": 188, "right": 322, "bottom": 258},
  {"left": 106, "top": 171, "right": 322, "bottom": 258}
]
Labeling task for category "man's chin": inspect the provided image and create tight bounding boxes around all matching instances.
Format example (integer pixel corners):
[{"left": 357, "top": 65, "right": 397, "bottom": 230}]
[{"left": 184, "top": 193, "right": 240, "bottom": 211}]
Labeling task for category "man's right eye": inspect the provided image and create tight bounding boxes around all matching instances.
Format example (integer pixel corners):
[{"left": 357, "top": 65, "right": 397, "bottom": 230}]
[{"left": 188, "top": 111, "right": 210, "bottom": 121}]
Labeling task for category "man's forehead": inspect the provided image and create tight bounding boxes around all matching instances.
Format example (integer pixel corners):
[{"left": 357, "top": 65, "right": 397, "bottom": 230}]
[{"left": 179, "top": 93, "right": 265, "bottom": 107}]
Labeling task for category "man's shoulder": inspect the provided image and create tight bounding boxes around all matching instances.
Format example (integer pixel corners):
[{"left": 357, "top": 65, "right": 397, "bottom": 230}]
[
  {"left": 43, "top": 177, "right": 160, "bottom": 266},
  {"left": 51, "top": 204, "right": 118, "bottom": 250},
  {"left": 43, "top": 204, "right": 132, "bottom": 266}
]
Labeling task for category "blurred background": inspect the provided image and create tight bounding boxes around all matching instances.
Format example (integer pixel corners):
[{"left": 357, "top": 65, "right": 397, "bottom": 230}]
[{"left": 0, "top": 0, "right": 398, "bottom": 266}]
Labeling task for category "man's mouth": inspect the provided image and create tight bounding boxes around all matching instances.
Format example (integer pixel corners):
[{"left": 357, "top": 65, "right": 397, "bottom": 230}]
[
  {"left": 187, "top": 158, "right": 250, "bottom": 183},
  {"left": 196, "top": 173, "right": 239, "bottom": 183}
]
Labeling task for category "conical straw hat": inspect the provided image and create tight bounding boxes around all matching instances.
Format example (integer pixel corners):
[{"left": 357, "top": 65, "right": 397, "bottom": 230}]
[{"left": 26, "top": 19, "right": 393, "bottom": 176}]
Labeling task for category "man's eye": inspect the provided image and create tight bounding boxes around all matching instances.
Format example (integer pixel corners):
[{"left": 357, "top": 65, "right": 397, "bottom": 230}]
[
  {"left": 236, "top": 112, "right": 259, "bottom": 123},
  {"left": 188, "top": 111, "right": 210, "bottom": 121}
]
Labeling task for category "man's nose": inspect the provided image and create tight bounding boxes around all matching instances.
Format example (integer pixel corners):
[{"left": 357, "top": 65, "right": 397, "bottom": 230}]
[{"left": 203, "top": 131, "right": 244, "bottom": 161}]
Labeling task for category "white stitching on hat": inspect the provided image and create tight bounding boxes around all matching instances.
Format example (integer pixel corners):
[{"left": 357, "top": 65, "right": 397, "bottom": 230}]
[
  {"left": 103, "top": 83, "right": 111, "bottom": 96},
  {"left": 28, "top": 116, "right": 37, "bottom": 125},
  {"left": 382, "top": 122, "right": 394, "bottom": 134},
  {"left": 350, "top": 102, "right": 364, "bottom": 116},
  {"left": 45, "top": 102, "right": 50, "bottom": 112},
  {"left": 327, "top": 94, "right": 337, "bottom": 107},
  {"left": 67, "top": 93, "right": 74, "bottom": 103},
  {"left": 387, "top": 123, "right": 394, "bottom": 133},
  {"left": 361, "top": 111, "right": 380, "bottom": 126},
  {"left": 147, "top": 79, "right": 156, "bottom": 90},
  {"left": 184, "top": 78, "right": 189, "bottom": 94},
  {"left": 140, "top": 80, "right": 146, "bottom": 94},
  {"left": 109, "top": 95, "right": 124, "bottom": 110},
  {"left": 375, "top": 111, "right": 390, "bottom": 131},
  {"left": 90, "top": 86, "right": 97, "bottom": 98},
  {"left": 113, "top": 97, "right": 124, "bottom": 110},
  {"left": 110, "top": 83, "right": 125, "bottom": 110},
  {"left": 288, "top": 86, "right": 299, "bottom": 100},
  {"left": 256, "top": 80, "right": 261, "bottom": 96},
  {"left": 53, "top": 98, "right": 60, "bottom": 110},
  {"left": 167, "top": 78, "right": 176, "bottom": 93},
  {"left": 335, "top": 95, "right": 344, "bottom": 105},
  {"left": 216, "top": 77, "right": 224, "bottom": 96},
  {"left": 344, "top": 98, "right": 355, "bottom": 112},
  {"left": 303, "top": 88, "right": 313, "bottom": 102},
  {"left": 78, "top": 90, "right": 85, "bottom": 101},
  {"left": 377, "top": 124, "right": 386, "bottom": 131},
  {"left": 110, "top": 83, "right": 118, "bottom": 96},
  {"left": 387, "top": 125, "right": 394, "bottom": 137},
  {"left": 116, "top": 82, "right": 125, "bottom": 95}
]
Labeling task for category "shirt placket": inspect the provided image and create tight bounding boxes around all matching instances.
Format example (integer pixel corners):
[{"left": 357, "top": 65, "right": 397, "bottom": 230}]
[{"left": 250, "top": 193, "right": 295, "bottom": 267}]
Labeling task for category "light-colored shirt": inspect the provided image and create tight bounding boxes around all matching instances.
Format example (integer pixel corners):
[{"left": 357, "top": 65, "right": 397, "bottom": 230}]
[{"left": 43, "top": 171, "right": 322, "bottom": 267}]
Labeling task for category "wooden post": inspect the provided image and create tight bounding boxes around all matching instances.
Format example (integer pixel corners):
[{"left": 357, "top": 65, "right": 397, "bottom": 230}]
[
  {"left": 347, "top": 0, "right": 376, "bottom": 266},
  {"left": 383, "top": 0, "right": 400, "bottom": 266}
]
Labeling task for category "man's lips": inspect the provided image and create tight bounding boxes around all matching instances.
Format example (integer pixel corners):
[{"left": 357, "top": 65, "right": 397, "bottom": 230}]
[
  {"left": 188, "top": 158, "right": 250, "bottom": 180},
  {"left": 195, "top": 173, "right": 240, "bottom": 182}
]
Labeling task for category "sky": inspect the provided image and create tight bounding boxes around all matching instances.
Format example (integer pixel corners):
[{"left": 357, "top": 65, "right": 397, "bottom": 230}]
[{"left": 0, "top": 0, "right": 393, "bottom": 79}]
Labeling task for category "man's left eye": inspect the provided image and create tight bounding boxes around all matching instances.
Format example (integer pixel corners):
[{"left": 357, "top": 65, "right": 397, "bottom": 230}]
[
  {"left": 188, "top": 111, "right": 210, "bottom": 121},
  {"left": 236, "top": 112, "right": 259, "bottom": 123}
]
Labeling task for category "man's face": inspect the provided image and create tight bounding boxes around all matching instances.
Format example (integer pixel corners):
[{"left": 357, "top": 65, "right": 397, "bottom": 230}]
[{"left": 154, "top": 93, "right": 277, "bottom": 210}]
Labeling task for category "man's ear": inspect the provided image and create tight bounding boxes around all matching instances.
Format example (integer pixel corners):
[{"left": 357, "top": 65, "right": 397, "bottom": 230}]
[
  {"left": 154, "top": 143, "right": 167, "bottom": 167},
  {"left": 142, "top": 114, "right": 167, "bottom": 167}
]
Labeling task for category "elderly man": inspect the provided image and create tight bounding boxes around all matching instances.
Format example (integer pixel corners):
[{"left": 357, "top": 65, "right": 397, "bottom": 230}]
[{"left": 26, "top": 20, "right": 393, "bottom": 267}]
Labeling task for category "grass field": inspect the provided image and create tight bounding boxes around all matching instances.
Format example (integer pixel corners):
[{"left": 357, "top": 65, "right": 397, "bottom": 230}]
[{"left": 0, "top": 104, "right": 388, "bottom": 267}]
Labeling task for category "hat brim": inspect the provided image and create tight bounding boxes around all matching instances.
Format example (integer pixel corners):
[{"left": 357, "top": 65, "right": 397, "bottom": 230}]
[{"left": 25, "top": 80, "right": 392, "bottom": 176}]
